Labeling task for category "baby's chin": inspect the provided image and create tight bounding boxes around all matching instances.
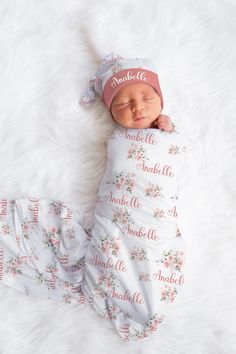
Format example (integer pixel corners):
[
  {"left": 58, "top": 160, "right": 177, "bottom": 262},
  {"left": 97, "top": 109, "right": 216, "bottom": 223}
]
[
  {"left": 118, "top": 118, "right": 154, "bottom": 129},
  {"left": 130, "top": 119, "right": 155, "bottom": 129}
]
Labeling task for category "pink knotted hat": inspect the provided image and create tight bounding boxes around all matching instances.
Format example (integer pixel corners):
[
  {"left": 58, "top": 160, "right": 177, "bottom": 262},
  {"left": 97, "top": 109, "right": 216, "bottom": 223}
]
[{"left": 80, "top": 53, "right": 164, "bottom": 110}]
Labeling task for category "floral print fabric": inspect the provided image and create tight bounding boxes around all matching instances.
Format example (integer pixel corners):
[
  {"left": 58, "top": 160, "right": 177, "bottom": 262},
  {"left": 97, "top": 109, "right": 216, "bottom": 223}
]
[
  {"left": 0, "top": 199, "right": 88, "bottom": 303},
  {"left": 0, "top": 127, "right": 186, "bottom": 341},
  {"left": 82, "top": 127, "right": 187, "bottom": 340}
]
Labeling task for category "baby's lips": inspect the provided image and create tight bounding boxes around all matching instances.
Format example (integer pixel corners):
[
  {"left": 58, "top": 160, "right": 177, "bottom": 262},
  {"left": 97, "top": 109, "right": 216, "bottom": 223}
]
[{"left": 134, "top": 115, "right": 145, "bottom": 120}]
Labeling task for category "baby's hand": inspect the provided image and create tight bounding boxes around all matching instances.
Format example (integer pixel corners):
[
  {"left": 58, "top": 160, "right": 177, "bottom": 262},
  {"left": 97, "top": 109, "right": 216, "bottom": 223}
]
[{"left": 152, "top": 114, "right": 174, "bottom": 132}]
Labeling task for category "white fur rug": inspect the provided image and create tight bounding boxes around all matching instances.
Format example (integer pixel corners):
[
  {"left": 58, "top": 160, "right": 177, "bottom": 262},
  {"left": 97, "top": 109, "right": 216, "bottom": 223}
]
[{"left": 0, "top": 0, "right": 236, "bottom": 353}]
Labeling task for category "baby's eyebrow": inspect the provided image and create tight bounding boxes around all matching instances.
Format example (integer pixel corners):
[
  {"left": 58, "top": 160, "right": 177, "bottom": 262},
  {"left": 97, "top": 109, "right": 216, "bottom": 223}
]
[
  {"left": 141, "top": 89, "right": 156, "bottom": 95},
  {"left": 115, "top": 95, "right": 129, "bottom": 100}
]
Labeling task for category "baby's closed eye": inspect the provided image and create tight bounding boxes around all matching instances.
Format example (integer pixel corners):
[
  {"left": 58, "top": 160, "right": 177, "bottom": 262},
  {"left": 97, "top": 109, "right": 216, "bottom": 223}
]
[
  {"left": 144, "top": 96, "right": 154, "bottom": 101},
  {"left": 113, "top": 101, "right": 129, "bottom": 107}
]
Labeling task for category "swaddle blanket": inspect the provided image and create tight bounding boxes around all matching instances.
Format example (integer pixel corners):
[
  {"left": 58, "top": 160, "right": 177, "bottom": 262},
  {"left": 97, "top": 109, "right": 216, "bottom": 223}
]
[
  {"left": 82, "top": 127, "right": 186, "bottom": 340},
  {"left": 0, "top": 126, "right": 186, "bottom": 341},
  {"left": 0, "top": 199, "right": 88, "bottom": 303}
]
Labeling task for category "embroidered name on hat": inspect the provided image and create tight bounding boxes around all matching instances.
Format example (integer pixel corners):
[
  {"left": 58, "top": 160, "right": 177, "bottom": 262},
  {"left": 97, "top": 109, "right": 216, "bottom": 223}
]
[
  {"left": 111, "top": 71, "right": 148, "bottom": 88},
  {"left": 102, "top": 67, "right": 163, "bottom": 109}
]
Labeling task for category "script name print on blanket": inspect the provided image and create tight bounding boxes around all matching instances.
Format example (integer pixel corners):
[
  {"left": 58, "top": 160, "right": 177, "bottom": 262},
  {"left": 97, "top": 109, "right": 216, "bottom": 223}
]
[{"left": 0, "top": 126, "right": 186, "bottom": 341}]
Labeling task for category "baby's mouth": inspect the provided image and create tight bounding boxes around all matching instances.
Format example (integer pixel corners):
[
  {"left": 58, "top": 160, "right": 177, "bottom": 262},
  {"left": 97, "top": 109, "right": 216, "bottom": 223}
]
[{"left": 134, "top": 116, "right": 145, "bottom": 121}]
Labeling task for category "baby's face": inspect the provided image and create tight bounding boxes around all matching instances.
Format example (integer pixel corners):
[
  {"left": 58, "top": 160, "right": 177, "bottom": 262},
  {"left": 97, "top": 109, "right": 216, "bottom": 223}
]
[{"left": 110, "top": 83, "right": 162, "bottom": 129}]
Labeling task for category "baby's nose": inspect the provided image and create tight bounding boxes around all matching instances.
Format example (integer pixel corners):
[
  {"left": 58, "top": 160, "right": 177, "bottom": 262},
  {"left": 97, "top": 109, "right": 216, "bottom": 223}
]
[{"left": 131, "top": 101, "right": 144, "bottom": 112}]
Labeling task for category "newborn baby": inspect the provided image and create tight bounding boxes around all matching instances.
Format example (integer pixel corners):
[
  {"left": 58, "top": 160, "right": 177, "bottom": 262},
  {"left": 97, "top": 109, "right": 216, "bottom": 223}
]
[
  {"left": 80, "top": 54, "right": 186, "bottom": 340},
  {"left": 0, "top": 53, "right": 186, "bottom": 341}
]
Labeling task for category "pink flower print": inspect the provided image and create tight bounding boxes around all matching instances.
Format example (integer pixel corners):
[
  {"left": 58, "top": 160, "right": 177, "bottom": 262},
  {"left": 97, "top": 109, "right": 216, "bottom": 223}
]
[
  {"left": 133, "top": 331, "right": 149, "bottom": 340},
  {"left": 160, "top": 284, "right": 177, "bottom": 303},
  {"left": 101, "top": 239, "right": 111, "bottom": 254},
  {"left": 42, "top": 227, "right": 61, "bottom": 248},
  {"left": 132, "top": 313, "right": 167, "bottom": 340},
  {"left": 112, "top": 207, "right": 133, "bottom": 225},
  {"left": 101, "top": 53, "right": 123, "bottom": 66},
  {"left": 21, "top": 221, "right": 30, "bottom": 239},
  {"left": 110, "top": 237, "right": 121, "bottom": 256},
  {"left": 126, "top": 178, "right": 135, "bottom": 192},
  {"left": 130, "top": 247, "right": 148, "bottom": 261},
  {"left": 153, "top": 208, "right": 165, "bottom": 219},
  {"left": 66, "top": 227, "right": 75, "bottom": 240},
  {"left": 49, "top": 227, "right": 60, "bottom": 247},
  {"left": 95, "top": 271, "right": 118, "bottom": 298},
  {"left": 112, "top": 173, "right": 125, "bottom": 190},
  {"left": 145, "top": 183, "right": 163, "bottom": 198},
  {"left": 0, "top": 222, "right": 10, "bottom": 236},
  {"left": 112, "top": 171, "right": 136, "bottom": 193},
  {"left": 117, "top": 176, "right": 125, "bottom": 190},
  {"left": 63, "top": 281, "right": 71, "bottom": 289},
  {"left": 139, "top": 272, "right": 151, "bottom": 281},
  {"left": 104, "top": 275, "right": 113, "bottom": 288},
  {"left": 169, "top": 144, "right": 181, "bottom": 155},
  {"left": 46, "top": 264, "right": 58, "bottom": 274},
  {"left": 98, "top": 235, "right": 121, "bottom": 257},
  {"left": 128, "top": 146, "right": 136, "bottom": 158},
  {"left": 145, "top": 313, "right": 165, "bottom": 333},
  {"left": 49, "top": 200, "right": 63, "bottom": 216},
  {"left": 125, "top": 172, "right": 136, "bottom": 193},
  {"left": 62, "top": 293, "right": 73, "bottom": 304},
  {"left": 6, "top": 256, "right": 23, "bottom": 275},
  {"left": 173, "top": 251, "right": 185, "bottom": 271},
  {"left": 127, "top": 143, "right": 148, "bottom": 161},
  {"left": 112, "top": 62, "right": 123, "bottom": 74},
  {"left": 159, "top": 249, "right": 185, "bottom": 272},
  {"left": 105, "top": 305, "right": 120, "bottom": 320}
]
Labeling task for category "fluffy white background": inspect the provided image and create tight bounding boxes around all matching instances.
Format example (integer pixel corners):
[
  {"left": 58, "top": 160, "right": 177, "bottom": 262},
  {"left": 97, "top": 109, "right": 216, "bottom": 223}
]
[{"left": 0, "top": 0, "right": 236, "bottom": 353}]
